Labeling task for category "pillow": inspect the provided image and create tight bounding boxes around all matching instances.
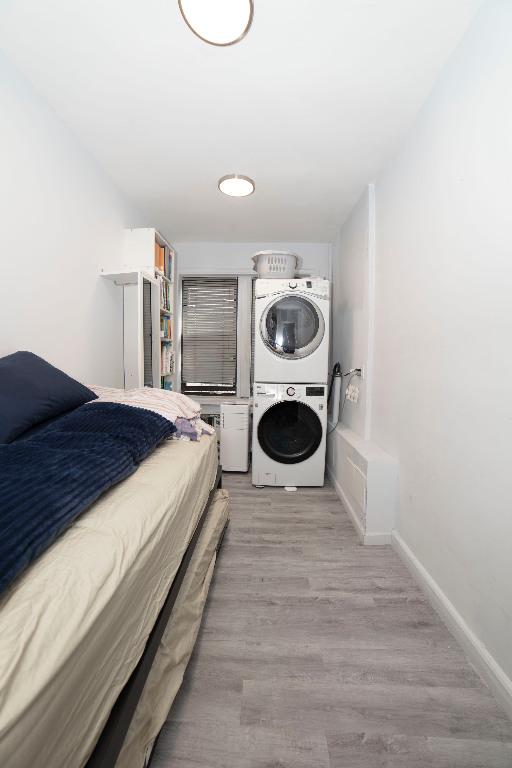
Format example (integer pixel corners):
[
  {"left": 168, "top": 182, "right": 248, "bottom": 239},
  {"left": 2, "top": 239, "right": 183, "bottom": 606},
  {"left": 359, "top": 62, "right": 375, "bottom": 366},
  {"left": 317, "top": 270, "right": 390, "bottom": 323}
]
[{"left": 0, "top": 351, "right": 97, "bottom": 443}]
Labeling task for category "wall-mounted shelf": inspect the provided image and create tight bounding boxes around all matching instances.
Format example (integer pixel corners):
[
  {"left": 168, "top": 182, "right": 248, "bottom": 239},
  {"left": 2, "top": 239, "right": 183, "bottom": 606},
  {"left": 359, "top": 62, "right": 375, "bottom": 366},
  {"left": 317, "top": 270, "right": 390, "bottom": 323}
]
[{"left": 100, "top": 270, "right": 143, "bottom": 286}]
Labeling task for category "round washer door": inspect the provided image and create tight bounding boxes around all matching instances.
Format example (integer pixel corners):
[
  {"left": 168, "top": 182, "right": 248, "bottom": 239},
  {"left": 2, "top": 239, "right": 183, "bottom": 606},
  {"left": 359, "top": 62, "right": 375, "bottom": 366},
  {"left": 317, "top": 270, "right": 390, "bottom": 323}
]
[
  {"left": 261, "top": 294, "right": 325, "bottom": 359},
  {"left": 257, "top": 401, "right": 322, "bottom": 464}
]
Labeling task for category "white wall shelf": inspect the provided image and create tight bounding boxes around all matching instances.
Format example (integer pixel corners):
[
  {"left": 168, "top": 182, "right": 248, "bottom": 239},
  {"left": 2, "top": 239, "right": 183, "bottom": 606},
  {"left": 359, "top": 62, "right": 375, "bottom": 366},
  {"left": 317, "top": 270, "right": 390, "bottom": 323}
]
[{"left": 100, "top": 270, "right": 142, "bottom": 286}]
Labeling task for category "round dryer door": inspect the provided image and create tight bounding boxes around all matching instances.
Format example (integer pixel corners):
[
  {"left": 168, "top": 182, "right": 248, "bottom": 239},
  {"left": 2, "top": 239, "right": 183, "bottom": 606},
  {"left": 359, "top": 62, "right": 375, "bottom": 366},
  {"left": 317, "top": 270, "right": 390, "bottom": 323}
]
[
  {"left": 258, "top": 401, "right": 322, "bottom": 464},
  {"left": 261, "top": 295, "right": 325, "bottom": 359}
]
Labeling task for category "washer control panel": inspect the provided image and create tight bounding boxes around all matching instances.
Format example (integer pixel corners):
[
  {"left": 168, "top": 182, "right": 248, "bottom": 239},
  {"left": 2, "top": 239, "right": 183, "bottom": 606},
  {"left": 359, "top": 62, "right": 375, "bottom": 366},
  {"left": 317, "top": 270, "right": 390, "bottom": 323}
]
[
  {"left": 305, "top": 386, "right": 325, "bottom": 397},
  {"left": 254, "top": 278, "right": 330, "bottom": 299},
  {"left": 254, "top": 384, "right": 326, "bottom": 403},
  {"left": 284, "top": 385, "right": 304, "bottom": 400}
]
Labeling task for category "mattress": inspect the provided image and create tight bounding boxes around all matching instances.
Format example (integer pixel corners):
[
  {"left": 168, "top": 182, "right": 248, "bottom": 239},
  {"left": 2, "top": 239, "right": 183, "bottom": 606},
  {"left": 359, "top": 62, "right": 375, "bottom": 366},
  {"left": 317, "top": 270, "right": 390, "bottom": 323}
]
[{"left": 0, "top": 433, "right": 218, "bottom": 768}]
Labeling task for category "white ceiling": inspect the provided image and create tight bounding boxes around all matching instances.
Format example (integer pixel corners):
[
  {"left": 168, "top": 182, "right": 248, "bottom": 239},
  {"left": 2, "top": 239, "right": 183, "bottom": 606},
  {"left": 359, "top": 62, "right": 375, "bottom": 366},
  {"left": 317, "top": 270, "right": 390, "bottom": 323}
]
[{"left": 0, "top": 0, "right": 481, "bottom": 241}]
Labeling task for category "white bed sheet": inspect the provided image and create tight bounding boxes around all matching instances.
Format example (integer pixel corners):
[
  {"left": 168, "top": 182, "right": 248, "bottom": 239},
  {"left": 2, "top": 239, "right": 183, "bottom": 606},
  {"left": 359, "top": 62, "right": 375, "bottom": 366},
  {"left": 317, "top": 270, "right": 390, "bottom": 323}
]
[{"left": 0, "top": 434, "right": 218, "bottom": 768}]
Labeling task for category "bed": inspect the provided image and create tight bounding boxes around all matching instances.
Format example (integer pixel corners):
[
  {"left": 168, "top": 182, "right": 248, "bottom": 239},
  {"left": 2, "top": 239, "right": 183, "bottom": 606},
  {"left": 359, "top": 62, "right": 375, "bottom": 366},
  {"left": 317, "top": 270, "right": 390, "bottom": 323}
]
[{"left": 0, "top": 380, "right": 228, "bottom": 768}]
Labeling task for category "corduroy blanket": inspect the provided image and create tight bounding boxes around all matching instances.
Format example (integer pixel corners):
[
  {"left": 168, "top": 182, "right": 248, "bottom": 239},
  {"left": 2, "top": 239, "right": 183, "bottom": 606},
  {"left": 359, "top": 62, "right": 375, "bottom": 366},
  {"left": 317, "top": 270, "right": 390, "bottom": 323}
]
[
  {"left": 88, "top": 386, "right": 215, "bottom": 439},
  {"left": 0, "top": 402, "right": 175, "bottom": 596}
]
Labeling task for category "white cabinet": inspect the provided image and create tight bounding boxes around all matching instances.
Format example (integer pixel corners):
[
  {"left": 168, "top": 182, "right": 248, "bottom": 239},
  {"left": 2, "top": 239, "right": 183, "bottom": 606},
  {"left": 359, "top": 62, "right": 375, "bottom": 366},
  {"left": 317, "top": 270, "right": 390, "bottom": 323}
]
[
  {"left": 100, "top": 228, "right": 178, "bottom": 390},
  {"left": 327, "top": 425, "right": 399, "bottom": 544},
  {"left": 99, "top": 270, "right": 160, "bottom": 389},
  {"left": 220, "top": 402, "right": 250, "bottom": 472}
]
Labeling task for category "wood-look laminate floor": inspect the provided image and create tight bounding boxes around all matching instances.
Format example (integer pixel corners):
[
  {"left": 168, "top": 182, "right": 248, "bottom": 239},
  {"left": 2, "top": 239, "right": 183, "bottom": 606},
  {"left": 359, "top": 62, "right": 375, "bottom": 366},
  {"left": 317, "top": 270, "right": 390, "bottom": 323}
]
[{"left": 152, "top": 473, "right": 512, "bottom": 768}]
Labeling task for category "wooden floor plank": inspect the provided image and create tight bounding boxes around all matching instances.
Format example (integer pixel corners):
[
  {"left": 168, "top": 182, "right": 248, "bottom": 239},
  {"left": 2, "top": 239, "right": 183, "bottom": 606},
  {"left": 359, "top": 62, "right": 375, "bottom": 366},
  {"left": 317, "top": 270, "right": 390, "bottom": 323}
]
[{"left": 151, "top": 472, "right": 512, "bottom": 767}]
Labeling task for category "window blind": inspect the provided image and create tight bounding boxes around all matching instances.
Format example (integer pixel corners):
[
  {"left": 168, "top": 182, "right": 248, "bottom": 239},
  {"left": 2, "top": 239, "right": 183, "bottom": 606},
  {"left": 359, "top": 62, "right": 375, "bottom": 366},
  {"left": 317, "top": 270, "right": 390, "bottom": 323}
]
[{"left": 181, "top": 277, "right": 238, "bottom": 395}]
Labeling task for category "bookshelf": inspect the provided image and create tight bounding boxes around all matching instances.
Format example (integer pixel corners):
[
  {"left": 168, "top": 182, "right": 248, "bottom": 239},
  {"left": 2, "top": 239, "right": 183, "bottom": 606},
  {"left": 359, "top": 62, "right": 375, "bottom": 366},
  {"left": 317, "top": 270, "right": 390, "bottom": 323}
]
[
  {"left": 100, "top": 228, "right": 178, "bottom": 391},
  {"left": 154, "top": 233, "right": 176, "bottom": 391}
]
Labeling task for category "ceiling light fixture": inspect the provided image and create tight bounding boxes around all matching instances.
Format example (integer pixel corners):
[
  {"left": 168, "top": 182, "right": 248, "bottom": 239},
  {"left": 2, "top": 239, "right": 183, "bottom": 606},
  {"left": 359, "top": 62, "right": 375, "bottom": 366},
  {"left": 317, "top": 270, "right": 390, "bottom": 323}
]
[
  {"left": 218, "top": 174, "right": 255, "bottom": 197},
  {"left": 178, "top": 0, "right": 254, "bottom": 47}
]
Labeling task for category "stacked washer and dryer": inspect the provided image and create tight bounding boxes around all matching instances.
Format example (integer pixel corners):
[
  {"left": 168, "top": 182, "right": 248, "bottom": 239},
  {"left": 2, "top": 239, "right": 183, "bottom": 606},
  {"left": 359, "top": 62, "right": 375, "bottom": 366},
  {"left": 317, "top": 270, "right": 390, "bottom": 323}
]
[{"left": 252, "top": 273, "right": 330, "bottom": 487}]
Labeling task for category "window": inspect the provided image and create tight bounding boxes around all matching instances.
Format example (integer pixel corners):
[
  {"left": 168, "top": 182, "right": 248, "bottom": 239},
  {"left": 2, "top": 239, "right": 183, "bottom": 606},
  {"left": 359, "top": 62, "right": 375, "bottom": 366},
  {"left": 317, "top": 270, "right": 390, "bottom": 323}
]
[{"left": 181, "top": 277, "right": 238, "bottom": 395}]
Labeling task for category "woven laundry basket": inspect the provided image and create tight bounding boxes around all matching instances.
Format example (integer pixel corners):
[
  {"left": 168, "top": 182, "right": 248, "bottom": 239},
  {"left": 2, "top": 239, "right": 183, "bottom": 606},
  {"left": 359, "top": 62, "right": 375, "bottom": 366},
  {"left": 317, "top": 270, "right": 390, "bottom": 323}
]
[{"left": 251, "top": 250, "right": 301, "bottom": 279}]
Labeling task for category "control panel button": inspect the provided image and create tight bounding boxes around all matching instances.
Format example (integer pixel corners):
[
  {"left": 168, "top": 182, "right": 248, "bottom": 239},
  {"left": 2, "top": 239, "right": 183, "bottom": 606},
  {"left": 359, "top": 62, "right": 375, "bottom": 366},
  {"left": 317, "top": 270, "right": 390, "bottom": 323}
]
[
  {"left": 288, "top": 280, "right": 297, "bottom": 289},
  {"left": 286, "top": 386, "right": 296, "bottom": 397}
]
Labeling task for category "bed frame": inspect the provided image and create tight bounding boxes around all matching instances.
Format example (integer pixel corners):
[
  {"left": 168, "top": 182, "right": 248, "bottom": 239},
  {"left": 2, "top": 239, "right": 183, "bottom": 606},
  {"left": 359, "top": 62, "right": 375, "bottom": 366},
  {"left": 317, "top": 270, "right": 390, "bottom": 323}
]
[{"left": 86, "top": 465, "right": 225, "bottom": 768}]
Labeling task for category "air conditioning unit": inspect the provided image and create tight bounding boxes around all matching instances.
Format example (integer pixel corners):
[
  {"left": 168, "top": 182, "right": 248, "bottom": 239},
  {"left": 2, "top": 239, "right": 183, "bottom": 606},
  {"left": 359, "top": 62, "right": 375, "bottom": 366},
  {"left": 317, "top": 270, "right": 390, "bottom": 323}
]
[{"left": 220, "top": 402, "right": 250, "bottom": 472}]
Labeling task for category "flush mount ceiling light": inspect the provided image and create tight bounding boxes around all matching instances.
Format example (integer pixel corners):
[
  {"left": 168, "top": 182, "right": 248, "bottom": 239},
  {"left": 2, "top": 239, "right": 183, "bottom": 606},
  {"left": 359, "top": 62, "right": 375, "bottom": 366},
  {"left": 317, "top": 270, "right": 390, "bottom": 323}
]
[
  {"left": 178, "top": 0, "right": 254, "bottom": 46},
  {"left": 218, "top": 174, "right": 255, "bottom": 197}
]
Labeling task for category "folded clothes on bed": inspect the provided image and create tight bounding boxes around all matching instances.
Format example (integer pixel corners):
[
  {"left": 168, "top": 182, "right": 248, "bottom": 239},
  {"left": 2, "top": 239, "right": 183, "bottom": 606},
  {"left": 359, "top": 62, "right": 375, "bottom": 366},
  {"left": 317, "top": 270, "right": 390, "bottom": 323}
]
[
  {"left": 174, "top": 417, "right": 202, "bottom": 441},
  {"left": 89, "top": 386, "right": 215, "bottom": 439},
  {"left": 0, "top": 402, "right": 175, "bottom": 596}
]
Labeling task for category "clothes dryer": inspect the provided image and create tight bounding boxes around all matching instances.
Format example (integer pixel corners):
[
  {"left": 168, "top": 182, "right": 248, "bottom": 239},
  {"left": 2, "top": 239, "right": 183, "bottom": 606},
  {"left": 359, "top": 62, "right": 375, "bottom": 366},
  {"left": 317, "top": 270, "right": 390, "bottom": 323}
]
[{"left": 253, "top": 278, "right": 330, "bottom": 383}]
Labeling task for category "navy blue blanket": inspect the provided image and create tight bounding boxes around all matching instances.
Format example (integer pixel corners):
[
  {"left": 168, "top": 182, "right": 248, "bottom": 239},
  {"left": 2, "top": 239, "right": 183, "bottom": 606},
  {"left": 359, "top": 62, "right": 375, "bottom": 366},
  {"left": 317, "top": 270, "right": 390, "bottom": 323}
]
[{"left": 0, "top": 402, "right": 175, "bottom": 595}]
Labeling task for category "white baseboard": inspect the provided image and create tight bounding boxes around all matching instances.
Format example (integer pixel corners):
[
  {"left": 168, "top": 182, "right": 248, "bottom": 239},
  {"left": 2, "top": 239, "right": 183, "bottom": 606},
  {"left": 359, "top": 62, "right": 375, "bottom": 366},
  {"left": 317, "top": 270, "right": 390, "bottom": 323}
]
[
  {"left": 363, "top": 531, "right": 392, "bottom": 545},
  {"left": 326, "top": 463, "right": 391, "bottom": 546},
  {"left": 391, "top": 531, "right": 512, "bottom": 721}
]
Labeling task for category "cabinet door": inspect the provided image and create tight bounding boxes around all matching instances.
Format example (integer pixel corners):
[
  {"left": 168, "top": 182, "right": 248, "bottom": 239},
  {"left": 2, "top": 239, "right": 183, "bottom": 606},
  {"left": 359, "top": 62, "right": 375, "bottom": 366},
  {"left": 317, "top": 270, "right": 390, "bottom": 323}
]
[
  {"left": 123, "top": 273, "right": 159, "bottom": 389},
  {"left": 123, "top": 280, "right": 141, "bottom": 389}
]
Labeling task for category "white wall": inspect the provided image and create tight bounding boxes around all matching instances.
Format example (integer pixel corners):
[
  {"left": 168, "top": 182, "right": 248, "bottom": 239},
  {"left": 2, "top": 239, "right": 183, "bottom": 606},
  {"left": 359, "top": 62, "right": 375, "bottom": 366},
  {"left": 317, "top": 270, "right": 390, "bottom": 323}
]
[
  {"left": 372, "top": 0, "right": 512, "bottom": 682},
  {"left": 175, "top": 241, "right": 330, "bottom": 278},
  {"left": 0, "top": 54, "right": 139, "bottom": 386},
  {"left": 330, "top": 0, "right": 512, "bottom": 694},
  {"left": 330, "top": 186, "right": 375, "bottom": 438}
]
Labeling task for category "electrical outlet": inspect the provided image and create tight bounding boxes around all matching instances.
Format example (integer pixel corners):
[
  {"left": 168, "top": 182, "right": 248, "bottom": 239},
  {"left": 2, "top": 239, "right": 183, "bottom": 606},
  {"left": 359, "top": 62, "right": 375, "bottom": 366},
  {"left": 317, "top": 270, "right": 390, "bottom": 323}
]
[{"left": 346, "top": 384, "right": 360, "bottom": 403}]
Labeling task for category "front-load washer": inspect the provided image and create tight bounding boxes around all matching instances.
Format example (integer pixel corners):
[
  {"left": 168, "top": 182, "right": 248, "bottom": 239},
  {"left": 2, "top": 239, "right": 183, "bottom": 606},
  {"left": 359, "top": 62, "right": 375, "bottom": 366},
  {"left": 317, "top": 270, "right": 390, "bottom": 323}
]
[
  {"left": 253, "top": 278, "right": 330, "bottom": 384},
  {"left": 252, "top": 382, "right": 327, "bottom": 487}
]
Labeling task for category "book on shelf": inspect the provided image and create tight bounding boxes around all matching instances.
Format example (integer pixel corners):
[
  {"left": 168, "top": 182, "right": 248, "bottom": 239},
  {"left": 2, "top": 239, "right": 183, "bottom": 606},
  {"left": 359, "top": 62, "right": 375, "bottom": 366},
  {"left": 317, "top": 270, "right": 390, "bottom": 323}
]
[
  {"left": 164, "top": 245, "right": 174, "bottom": 280},
  {"left": 160, "top": 315, "right": 172, "bottom": 340},
  {"left": 154, "top": 242, "right": 165, "bottom": 273},
  {"left": 160, "top": 344, "right": 174, "bottom": 376},
  {"left": 164, "top": 246, "right": 169, "bottom": 279},
  {"left": 155, "top": 240, "right": 173, "bottom": 281},
  {"left": 159, "top": 280, "right": 171, "bottom": 311}
]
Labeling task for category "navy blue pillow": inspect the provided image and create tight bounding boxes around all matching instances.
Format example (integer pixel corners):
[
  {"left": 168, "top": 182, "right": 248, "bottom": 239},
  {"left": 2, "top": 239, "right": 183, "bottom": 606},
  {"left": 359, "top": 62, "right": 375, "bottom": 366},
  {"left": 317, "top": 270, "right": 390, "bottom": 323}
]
[{"left": 0, "top": 351, "right": 98, "bottom": 443}]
